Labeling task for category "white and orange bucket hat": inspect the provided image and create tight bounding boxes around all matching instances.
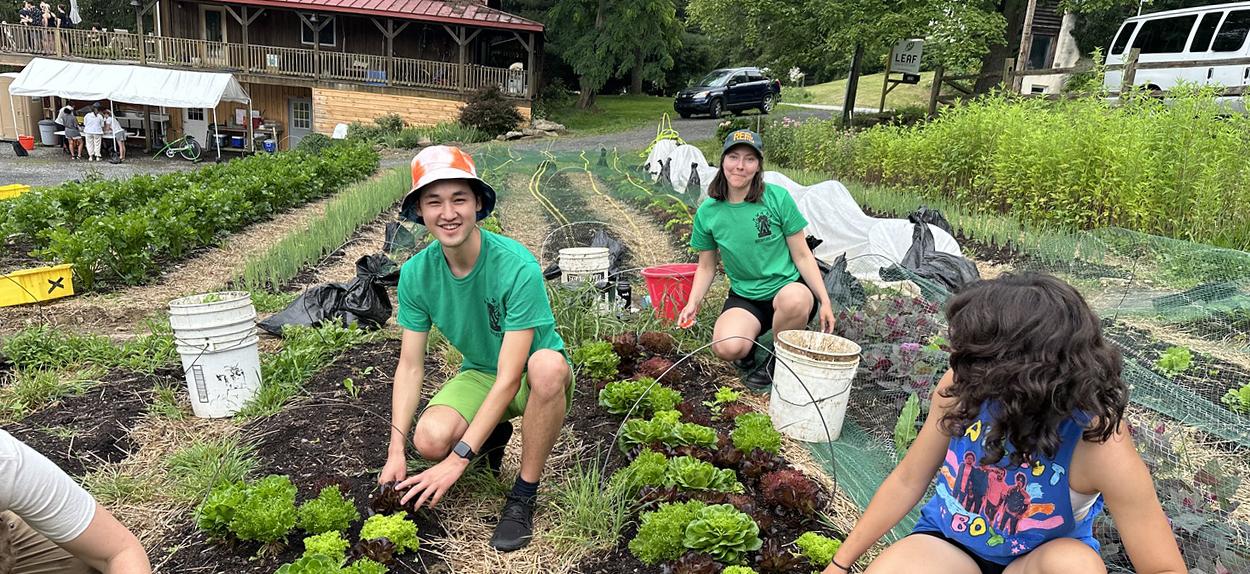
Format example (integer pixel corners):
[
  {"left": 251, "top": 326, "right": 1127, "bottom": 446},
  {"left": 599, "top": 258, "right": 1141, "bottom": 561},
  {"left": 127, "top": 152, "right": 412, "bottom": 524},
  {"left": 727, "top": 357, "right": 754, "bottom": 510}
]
[{"left": 400, "top": 145, "right": 497, "bottom": 224}]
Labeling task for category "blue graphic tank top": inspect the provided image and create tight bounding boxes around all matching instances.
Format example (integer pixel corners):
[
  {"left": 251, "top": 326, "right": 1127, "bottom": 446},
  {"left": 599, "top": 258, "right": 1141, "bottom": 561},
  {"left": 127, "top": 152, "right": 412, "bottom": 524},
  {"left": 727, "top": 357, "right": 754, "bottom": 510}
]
[{"left": 913, "top": 403, "right": 1104, "bottom": 565}]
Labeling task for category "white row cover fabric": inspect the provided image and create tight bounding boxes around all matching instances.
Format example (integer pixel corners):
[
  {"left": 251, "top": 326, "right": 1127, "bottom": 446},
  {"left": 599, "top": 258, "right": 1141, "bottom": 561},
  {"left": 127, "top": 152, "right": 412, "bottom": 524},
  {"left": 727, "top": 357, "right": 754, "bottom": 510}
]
[
  {"left": 8, "top": 58, "right": 250, "bottom": 109},
  {"left": 645, "top": 139, "right": 963, "bottom": 281}
]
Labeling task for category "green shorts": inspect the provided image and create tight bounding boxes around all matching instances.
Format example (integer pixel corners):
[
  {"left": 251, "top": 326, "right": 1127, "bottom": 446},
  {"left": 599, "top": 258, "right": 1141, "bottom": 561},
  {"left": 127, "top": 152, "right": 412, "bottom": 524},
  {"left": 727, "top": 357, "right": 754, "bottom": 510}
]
[{"left": 426, "top": 368, "right": 576, "bottom": 424}]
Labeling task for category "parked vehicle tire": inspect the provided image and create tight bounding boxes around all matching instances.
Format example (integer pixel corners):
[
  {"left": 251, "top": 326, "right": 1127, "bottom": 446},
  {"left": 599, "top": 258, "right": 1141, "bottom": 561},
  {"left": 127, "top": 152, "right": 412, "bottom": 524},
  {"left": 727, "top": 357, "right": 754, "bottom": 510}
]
[
  {"left": 708, "top": 99, "right": 723, "bottom": 118},
  {"left": 760, "top": 94, "right": 776, "bottom": 114}
]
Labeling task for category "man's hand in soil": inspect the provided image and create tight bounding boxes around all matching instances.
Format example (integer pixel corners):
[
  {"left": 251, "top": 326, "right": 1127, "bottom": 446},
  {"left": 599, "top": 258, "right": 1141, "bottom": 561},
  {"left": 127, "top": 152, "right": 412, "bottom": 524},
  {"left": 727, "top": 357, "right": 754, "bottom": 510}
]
[
  {"left": 396, "top": 455, "right": 470, "bottom": 508},
  {"left": 379, "top": 454, "right": 408, "bottom": 485}
]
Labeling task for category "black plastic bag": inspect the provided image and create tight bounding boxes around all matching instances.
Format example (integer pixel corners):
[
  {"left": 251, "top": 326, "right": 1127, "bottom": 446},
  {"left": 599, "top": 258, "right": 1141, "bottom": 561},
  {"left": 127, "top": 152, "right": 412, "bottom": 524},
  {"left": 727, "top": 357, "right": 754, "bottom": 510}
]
[
  {"left": 259, "top": 254, "right": 402, "bottom": 335},
  {"left": 684, "top": 162, "right": 703, "bottom": 197},
  {"left": 880, "top": 222, "right": 980, "bottom": 297},
  {"left": 590, "top": 228, "right": 627, "bottom": 275},
  {"left": 908, "top": 206, "right": 953, "bottom": 236},
  {"left": 383, "top": 221, "right": 416, "bottom": 254},
  {"left": 819, "top": 253, "right": 865, "bottom": 312}
]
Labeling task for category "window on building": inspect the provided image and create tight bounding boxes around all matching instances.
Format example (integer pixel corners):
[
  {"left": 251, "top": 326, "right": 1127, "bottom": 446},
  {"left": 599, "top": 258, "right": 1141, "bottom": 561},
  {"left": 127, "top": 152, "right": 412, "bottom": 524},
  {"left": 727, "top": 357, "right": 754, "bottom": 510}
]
[
  {"left": 1134, "top": 15, "right": 1197, "bottom": 54},
  {"left": 301, "top": 16, "right": 336, "bottom": 47},
  {"left": 187, "top": 108, "right": 204, "bottom": 121},
  {"left": 1213, "top": 10, "right": 1250, "bottom": 52},
  {"left": 1110, "top": 21, "right": 1138, "bottom": 55},
  {"left": 1029, "top": 35, "right": 1055, "bottom": 69},
  {"left": 1189, "top": 12, "right": 1221, "bottom": 52},
  {"left": 291, "top": 101, "right": 312, "bottom": 130}
]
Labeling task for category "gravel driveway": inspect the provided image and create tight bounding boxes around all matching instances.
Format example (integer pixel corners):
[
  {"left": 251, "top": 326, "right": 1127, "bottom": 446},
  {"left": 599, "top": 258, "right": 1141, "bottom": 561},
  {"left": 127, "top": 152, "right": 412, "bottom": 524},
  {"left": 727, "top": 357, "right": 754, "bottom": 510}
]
[{"left": 0, "top": 143, "right": 206, "bottom": 189}]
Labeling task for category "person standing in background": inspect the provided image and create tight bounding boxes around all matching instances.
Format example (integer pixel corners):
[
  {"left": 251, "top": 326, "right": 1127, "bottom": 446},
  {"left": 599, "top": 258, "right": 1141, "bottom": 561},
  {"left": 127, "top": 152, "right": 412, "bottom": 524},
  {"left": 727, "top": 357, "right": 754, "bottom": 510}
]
[{"left": 82, "top": 102, "right": 105, "bottom": 162}]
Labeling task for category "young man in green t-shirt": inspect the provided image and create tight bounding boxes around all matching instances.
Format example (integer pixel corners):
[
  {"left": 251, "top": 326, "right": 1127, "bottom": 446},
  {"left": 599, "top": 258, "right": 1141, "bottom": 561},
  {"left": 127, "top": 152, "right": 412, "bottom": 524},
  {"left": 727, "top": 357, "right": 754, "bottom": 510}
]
[{"left": 380, "top": 146, "right": 573, "bottom": 552}]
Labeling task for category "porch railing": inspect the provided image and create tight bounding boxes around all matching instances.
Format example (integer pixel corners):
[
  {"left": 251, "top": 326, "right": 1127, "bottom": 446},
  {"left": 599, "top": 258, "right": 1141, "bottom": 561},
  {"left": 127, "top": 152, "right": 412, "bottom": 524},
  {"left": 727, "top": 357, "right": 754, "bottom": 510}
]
[{"left": 0, "top": 23, "right": 530, "bottom": 98}]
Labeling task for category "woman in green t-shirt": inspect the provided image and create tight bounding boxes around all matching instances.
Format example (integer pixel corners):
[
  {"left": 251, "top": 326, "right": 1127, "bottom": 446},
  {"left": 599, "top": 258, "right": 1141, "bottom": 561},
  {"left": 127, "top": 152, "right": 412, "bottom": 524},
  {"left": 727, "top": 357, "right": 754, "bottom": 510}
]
[{"left": 677, "top": 129, "right": 835, "bottom": 389}]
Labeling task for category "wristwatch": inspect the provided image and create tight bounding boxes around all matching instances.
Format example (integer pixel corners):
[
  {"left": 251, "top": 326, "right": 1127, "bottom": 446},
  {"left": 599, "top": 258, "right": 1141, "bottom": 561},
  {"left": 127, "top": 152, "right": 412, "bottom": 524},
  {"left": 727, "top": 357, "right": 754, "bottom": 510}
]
[{"left": 452, "top": 440, "right": 477, "bottom": 461}]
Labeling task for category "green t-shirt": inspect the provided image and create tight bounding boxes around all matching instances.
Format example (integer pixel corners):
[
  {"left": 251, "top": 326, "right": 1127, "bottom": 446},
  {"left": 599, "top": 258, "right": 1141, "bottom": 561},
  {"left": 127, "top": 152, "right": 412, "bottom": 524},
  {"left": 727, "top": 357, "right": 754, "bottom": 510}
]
[
  {"left": 690, "top": 182, "right": 808, "bottom": 300},
  {"left": 396, "top": 230, "right": 566, "bottom": 373}
]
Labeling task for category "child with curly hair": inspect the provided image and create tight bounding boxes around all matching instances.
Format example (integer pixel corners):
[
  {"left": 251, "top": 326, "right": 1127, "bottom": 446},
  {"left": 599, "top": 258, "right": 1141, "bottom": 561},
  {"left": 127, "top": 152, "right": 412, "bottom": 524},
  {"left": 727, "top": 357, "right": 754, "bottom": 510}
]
[{"left": 824, "top": 273, "right": 1185, "bottom": 574}]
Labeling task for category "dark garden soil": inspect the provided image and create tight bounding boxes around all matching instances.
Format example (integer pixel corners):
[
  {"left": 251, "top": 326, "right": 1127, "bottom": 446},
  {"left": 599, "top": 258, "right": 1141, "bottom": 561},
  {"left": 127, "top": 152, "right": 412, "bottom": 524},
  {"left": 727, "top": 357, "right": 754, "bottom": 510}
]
[
  {"left": 569, "top": 335, "right": 829, "bottom": 574},
  {"left": 7, "top": 366, "right": 173, "bottom": 476},
  {"left": 0, "top": 234, "right": 47, "bottom": 276},
  {"left": 1103, "top": 320, "right": 1250, "bottom": 409},
  {"left": 156, "top": 338, "right": 451, "bottom": 574}
]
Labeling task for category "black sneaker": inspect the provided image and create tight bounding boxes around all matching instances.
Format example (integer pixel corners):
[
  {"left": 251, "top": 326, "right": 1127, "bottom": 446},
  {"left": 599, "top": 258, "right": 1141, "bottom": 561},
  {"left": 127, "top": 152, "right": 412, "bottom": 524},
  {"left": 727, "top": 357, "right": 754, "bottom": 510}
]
[
  {"left": 479, "top": 422, "right": 513, "bottom": 479},
  {"left": 489, "top": 494, "right": 535, "bottom": 552},
  {"left": 742, "top": 358, "right": 774, "bottom": 393},
  {"left": 732, "top": 355, "right": 756, "bottom": 373}
]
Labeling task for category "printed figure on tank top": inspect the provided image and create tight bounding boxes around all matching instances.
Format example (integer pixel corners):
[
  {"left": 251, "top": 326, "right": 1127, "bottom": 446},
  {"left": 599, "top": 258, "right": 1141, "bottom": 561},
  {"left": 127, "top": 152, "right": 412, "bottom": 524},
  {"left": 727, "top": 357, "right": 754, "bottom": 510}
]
[{"left": 816, "top": 274, "right": 1187, "bottom": 574}]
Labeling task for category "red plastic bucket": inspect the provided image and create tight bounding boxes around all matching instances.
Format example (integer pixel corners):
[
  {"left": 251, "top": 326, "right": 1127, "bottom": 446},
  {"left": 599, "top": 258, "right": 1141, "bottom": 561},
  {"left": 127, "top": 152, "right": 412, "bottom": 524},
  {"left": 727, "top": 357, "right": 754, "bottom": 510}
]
[
  {"left": 641, "top": 263, "right": 697, "bottom": 321},
  {"left": 17, "top": 135, "right": 34, "bottom": 151}
]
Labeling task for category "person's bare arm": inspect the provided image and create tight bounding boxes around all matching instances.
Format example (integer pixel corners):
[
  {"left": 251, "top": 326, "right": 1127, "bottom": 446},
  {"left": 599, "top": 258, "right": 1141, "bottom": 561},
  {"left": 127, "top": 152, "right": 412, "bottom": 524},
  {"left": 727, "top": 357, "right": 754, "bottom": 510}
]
[
  {"left": 1078, "top": 422, "right": 1187, "bottom": 574},
  {"left": 59, "top": 504, "right": 151, "bottom": 573},
  {"left": 677, "top": 249, "right": 718, "bottom": 326},
  {"left": 823, "top": 371, "right": 957, "bottom": 572},
  {"left": 400, "top": 329, "right": 532, "bottom": 508},
  {"left": 784, "top": 231, "right": 834, "bottom": 332},
  {"left": 380, "top": 329, "right": 429, "bottom": 484}
]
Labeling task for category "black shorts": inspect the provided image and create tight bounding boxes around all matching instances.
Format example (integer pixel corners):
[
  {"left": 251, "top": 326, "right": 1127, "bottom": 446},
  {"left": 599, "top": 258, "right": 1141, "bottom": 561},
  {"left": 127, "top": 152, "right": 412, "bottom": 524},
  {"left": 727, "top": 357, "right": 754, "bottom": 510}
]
[
  {"left": 721, "top": 279, "right": 817, "bottom": 331},
  {"left": 912, "top": 531, "right": 1007, "bottom": 574}
]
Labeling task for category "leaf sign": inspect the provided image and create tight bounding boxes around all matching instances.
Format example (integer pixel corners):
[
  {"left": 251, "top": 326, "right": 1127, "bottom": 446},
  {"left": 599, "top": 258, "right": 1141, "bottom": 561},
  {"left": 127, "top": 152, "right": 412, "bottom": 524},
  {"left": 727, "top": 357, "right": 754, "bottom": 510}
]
[{"left": 893, "top": 393, "right": 922, "bottom": 460}]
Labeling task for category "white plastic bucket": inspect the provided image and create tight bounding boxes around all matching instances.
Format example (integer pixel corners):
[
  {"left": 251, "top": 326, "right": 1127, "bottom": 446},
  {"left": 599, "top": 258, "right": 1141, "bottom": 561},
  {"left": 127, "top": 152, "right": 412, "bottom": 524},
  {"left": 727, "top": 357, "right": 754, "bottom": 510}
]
[
  {"left": 559, "top": 247, "right": 612, "bottom": 309},
  {"left": 169, "top": 292, "right": 262, "bottom": 418},
  {"left": 768, "top": 330, "right": 861, "bottom": 443},
  {"left": 558, "top": 247, "right": 610, "bottom": 283}
]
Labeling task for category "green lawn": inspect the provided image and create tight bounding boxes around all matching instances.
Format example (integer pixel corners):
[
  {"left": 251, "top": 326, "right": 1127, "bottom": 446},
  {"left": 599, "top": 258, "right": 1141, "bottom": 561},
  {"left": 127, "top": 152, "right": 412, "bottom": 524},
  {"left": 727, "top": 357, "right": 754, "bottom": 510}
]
[
  {"left": 546, "top": 95, "right": 677, "bottom": 135},
  {"left": 785, "top": 71, "right": 935, "bottom": 111}
]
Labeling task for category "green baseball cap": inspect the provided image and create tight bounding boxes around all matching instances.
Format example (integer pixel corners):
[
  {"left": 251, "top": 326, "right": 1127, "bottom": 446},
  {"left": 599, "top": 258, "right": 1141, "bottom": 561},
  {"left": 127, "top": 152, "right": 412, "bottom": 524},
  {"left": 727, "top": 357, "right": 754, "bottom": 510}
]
[{"left": 721, "top": 129, "right": 764, "bottom": 157}]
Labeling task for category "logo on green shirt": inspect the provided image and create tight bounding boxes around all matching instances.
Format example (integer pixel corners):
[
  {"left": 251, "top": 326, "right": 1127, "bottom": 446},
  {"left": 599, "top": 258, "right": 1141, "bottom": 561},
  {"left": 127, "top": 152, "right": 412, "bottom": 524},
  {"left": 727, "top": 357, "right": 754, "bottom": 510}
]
[
  {"left": 755, "top": 212, "right": 772, "bottom": 239},
  {"left": 486, "top": 296, "right": 503, "bottom": 333}
]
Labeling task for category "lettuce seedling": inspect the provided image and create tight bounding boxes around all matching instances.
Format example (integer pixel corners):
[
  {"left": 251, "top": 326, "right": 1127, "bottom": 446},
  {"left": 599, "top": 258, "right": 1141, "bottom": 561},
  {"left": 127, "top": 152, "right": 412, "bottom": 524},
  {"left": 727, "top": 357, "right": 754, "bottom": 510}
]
[
  {"left": 302, "top": 531, "right": 350, "bottom": 564},
  {"left": 341, "top": 559, "right": 388, "bottom": 574},
  {"left": 794, "top": 531, "right": 842, "bottom": 567},
  {"left": 760, "top": 469, "right": 823, "bottom": 515},
  {"left": 620, "top": 410, "right": 718, "bottom": 452},
  {"left": 703, "top": 386, "right": 742, "bottom": 416},
  {"left": 298, "top": 486, "right": 361, "bottom": 535},
  {"left": 572, "top": 341, "right": 621, "bottom": 381},
  {"left": 723, "top": 566, "right": 759, "bottom": 574},
  {"left": 628, "top": 500, "right": 706, "bottom": 565},
  {"left": 673, "top": 551, "right": 718, "bottom": 574},
  {"left": 349, "top": 538, "right": 396, "bottom": 566},
  {"left": 359, "top": 513, "right": 419, "bottom": 554},
  {"left": 664, "top": 456, "right": 743, "bottom": 493},
  {"left": 230, "top": 475, "right": 298, "bottom": 545},
  {"left": 599, "top": 378, "right": 683, "bottom": 416},
  {"left": 681, "top": 503, "right": 762, "bottom": 565},
  {"left": 610, "top": 448, "right": 669, "bottom": 496},
  {"left": 195, "top": 481, "right": 246, "bottom": 539},
  {"left": 730, "top": 412, "right": 782, "bottom": 455},
  {"left": 274, "top": 553, "right": 340, "bottom": 574}
]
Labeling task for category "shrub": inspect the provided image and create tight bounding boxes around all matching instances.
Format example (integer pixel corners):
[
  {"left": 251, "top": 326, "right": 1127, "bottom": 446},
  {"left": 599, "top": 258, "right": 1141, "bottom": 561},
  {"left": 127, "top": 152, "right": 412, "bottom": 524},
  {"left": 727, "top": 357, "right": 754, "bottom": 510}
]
[
  {"left": 794, "top": 531, "right": 841, "bottom": 566},
  {"left": 359, "top": 513, "right": 419, "bottom": 554},
  {"left": 298, "top": 486, "right": 361, "bottom": 535},
  {"left": 458, "top": 85, "right": 523, "bottom": 137},
  {"left": 296, "top": 133, "right": 333, "bottom": 154},
  {"left": 628, "top": 500, "right": 706, "bottom": 565}
]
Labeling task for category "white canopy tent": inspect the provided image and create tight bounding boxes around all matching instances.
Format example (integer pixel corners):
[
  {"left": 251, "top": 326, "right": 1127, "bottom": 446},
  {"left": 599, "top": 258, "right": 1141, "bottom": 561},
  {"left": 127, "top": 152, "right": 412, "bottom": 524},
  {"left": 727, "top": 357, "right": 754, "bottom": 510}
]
[{"left": 7, "top": 58, "right": 253, "bottom": 158}]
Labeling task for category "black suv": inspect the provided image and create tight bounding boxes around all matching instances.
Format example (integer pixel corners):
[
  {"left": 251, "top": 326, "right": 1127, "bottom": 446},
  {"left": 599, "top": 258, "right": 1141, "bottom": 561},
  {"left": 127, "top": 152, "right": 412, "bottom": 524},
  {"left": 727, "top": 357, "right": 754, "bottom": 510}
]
[{"left": 674, "top": 67, "right": 782, "bottom": 119}]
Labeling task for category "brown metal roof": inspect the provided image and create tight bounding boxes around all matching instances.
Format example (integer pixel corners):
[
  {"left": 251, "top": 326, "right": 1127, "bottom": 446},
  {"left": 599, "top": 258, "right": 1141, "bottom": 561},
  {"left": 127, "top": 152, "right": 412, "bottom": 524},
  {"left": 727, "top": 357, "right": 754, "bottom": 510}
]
[{"left": 217, "top": 0, "right": 543, "bottom": 32}]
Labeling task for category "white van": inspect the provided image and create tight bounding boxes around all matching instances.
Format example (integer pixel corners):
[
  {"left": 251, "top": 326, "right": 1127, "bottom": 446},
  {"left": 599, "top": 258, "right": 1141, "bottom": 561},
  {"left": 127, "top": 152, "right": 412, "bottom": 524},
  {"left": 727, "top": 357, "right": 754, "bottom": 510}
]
[{"left": 1104, "top": 2, "right": 1250, "bottom": 95}]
